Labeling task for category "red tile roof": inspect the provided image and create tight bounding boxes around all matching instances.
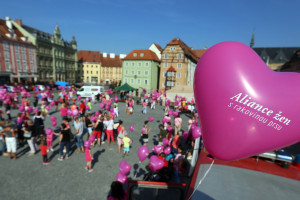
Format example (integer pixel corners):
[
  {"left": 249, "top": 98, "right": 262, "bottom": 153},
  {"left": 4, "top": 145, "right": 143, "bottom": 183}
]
[
  {"left": 0, "top": 19, "right": 34, "bottom": 46},
  {"left": 167, "top": 66, "right": 176, "bottom": 72},
  {"left": 192, "top": 49, "right": 207, "bottom": 59},
  {"left": 77, "top": 50, "right": 101, "bottom": 62},
  {"left": 154, "top": 43, "right": 163, "bottom": 52},
  {"left": 101, "top": 54, "right": 122, "bottom": 68},
  {"left": 123, "top": 49, "right": 160, "bottom": 62},
  {"left": 167, "top": 38, "right": 199, "bottom": 62}
]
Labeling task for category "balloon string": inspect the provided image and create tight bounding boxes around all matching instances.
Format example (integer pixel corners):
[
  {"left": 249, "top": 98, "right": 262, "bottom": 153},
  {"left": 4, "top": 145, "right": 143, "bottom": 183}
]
[{"left": 187, "top": 159, "right": 214, "bottom": 200}]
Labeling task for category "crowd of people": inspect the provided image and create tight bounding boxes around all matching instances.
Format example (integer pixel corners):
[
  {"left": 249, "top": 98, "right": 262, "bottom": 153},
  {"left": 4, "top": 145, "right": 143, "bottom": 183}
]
[{"left": 0, "top": 85, "right": 198, "bottom": 199}]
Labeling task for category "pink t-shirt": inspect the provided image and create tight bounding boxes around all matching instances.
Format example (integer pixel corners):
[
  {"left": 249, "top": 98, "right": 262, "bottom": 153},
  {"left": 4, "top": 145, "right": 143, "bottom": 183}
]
[
  {"left": 60, "top": 107, "right": 68, "bottom": 117},
  {"left": 46, "top": 132, "right": 54, "bottom": 141}
]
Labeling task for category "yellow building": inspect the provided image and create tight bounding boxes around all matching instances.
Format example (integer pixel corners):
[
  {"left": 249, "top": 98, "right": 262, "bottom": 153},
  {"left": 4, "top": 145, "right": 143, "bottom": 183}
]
[
  {"left": 100, "top": 53, "right": 125, "bottom": 85},
  {"left": 78, "top": 51, "right": 102, "bottom": 84}
]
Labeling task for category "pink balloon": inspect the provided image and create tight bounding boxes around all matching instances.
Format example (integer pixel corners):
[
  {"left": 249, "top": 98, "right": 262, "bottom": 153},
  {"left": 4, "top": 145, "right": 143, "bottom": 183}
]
[
  {"left": 89, "top": 135, "right": 95, "bottom": 142},
  {"left": 50, "top": 116, "right": 57, "bottom": 121},
  {"left": 50, "top": 101, "right": 55, "bottom": 107},
  {"left": 114, "top": 95, "right": 118, "bottom": 103},
  {"left": 129, "top": 125, "right": 135, "bottom": 132},
  {"left": 192, "top": 126, "right": 202, "bottom": 139},
  {"left": 99, "top": 104, "right": 104, "bottom": 109},
  {"left": 173, "top": 111, "right": 178, "bottom": 117},
  {"left": 116, "top": 172, "right": 128, "bottom": 184},
  {"left": 90, "top": 116, "right": 97, "bottom": 122},
  {"left": 138, "top": 146, "right": 149, "bottom": 162},
  {"left": 72, "top": 109, "right": 79, "bottom": 116},
  {"left": 19, "top": 106, "right": 25, "bottom": 112},
  {"left": 168, "top": 110, "right": 173, "bottom": 116},
  {"left": 162, "top": 138, "right": 169, "bottom": 146},
  {"left": 95, "top": 112, "right": 99, "bottom": 117},
  {"left": 149, "top": 155, "right": 164, "bottom": 171},
  {"left": 183, "top": 131, "right": 189, "bottom": 140},
  {"left": 148, "top": 116, "right": 154, "bottom": 122},
  {"left": 52, "top": 121, "right": 57, "bottom": 127},
  {"left": 119, "top": 160, "right": 131, "bottom": 175},
  {"left": 167, "top": 126, "right": 173, "bottom": 132},
  {"left": 194, "top": 41, "right": 300, "bottom": 161},
  {"left": 105, "top": 105, "right": 110, "bottom": 111},
  {"left": 153, "top": 145, "right": 164, "bottom": 154},
  {"left": 33, "top": 108, "right": 38, "bottom": 114},
  {"left": 84, "top": 140, "right": 91, "bottom": 148},
  {"left": 77, "top": 96, "right": 81, "bottom": 101},
  {"left": 86, "top": 105, "right": 90, "bottom": 110},
  {"left": 27, "top": 107, "right": 33, "bottom": 113},
  {"left": 67, "top": 109, "right": 73, "bottom": 116},
  {"left": 163, "top": 146, "right": 171, "bottom": 155},
  {"left": 16, "top": 118, "right": 23, "bottom": 124},
  {"left": 46, "top": 106, "right": 50, "bottom": 111}
]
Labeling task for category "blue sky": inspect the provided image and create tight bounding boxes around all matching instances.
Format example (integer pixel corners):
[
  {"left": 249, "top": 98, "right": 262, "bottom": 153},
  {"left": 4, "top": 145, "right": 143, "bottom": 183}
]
[{"left": 1, "top": 0, "right": 299, "bottom": 54}]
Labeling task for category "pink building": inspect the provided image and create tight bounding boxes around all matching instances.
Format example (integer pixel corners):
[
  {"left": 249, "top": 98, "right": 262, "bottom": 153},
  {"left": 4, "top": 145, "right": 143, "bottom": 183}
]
[{"left": 0, "top": 17, "right": 38, "bottom": 84}]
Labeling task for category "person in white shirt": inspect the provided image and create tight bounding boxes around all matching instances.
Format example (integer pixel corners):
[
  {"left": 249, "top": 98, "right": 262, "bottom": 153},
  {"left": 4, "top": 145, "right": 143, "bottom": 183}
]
[
  {"left": 75, "top": 117, "right": 84, "bottom": 152},
  {"left": 103, "top": 116, "right": 116, "bottom": 145}
]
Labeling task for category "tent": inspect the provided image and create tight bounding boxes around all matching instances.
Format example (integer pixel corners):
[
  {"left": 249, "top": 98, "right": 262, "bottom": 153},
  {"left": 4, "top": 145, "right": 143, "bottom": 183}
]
[
  {"left": 114, "top": 83, "right": 137, "bottom": 91},
  {"left": 56, "top": 81, "right": 69, "bottom": 87}
]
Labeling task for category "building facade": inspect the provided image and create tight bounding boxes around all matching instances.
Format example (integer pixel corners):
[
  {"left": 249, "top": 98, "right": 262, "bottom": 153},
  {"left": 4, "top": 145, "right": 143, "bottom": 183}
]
[
  {"left": 78, "top": 51, "right": 102, "bottom": 84},
  {"left": 10, "top": 18, "right": 78, "bottom": 83},
  {"left": 122, "top": 49, "right": 160, "bottom": 93},
  {"left": 159, "top": 38, "right": 205, "bottom": 90},
  {"left": 0, "top": 18, "right": 38, "bottom": 84},
  {"left": 101, "top": 53, "right": 124, "bottom": 85}
]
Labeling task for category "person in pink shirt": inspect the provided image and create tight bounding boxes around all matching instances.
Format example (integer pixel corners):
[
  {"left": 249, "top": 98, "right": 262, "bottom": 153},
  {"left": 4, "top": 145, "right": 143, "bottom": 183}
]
[
  {"left": 163, "top": 114, "right": 171, "bottom": 130},
  {"left": 46, "top": 129, "right": 59, "bottom": 152},
  {"left": 174, "top": 114, "right": 182, "bottom": 135},
  {"left": 60, "top": 103, "right": 68, "bottom": 120},
  {"left": 188, "top": 116, "right": 195, "bottom": 131}
]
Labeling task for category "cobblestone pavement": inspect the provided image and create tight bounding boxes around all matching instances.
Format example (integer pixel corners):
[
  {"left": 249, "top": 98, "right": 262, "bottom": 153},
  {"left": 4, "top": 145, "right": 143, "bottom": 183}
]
[{"left": 0, "top": 99, "right": 191, "bottom": 200}]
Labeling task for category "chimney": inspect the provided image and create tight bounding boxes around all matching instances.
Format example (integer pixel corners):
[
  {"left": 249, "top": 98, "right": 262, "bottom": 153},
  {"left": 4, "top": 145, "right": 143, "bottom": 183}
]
[
  {"left": 110, "top": 53, "right": 115, "bottom": 58},
  {"left": 103, "top": 53, "right": 107, "bottom": 58},
  {"left": 15, "top": 19, "right": 22, "bottom": 26}
]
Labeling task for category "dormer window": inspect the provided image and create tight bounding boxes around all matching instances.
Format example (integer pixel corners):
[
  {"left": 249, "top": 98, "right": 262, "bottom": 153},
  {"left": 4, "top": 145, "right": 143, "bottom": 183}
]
[
  {"left": 140, "top": 53, "right": 144, "bottom": 57},
  {"left": 133, "top": 53, "right": 137, "bottom": 57},
  {"left": 170, "top": 47, "right": 176, "bottom": 51}
]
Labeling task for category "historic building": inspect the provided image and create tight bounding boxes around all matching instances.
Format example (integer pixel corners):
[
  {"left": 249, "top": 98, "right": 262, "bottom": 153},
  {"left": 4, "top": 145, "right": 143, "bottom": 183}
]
[
  {"left": 101, "top": 53, "right": 125, "bottom": 85},
  {"left": 78, "top": 51, "right": 101, "bottom": 84},
  {"left": 0, "top": 17, "right": 38, "bottom": 84},
  {"left": 159, "top": 38, "right": 206, "bottom": 90},
  {"left": 280, "top": 49, "right": 300, "bottom": 72},
  {"left": 122, "top": 49, "right": 160, "bottom": 92},
  {"left": 9, "top": 18, "right": 78, "bottom": 83}
]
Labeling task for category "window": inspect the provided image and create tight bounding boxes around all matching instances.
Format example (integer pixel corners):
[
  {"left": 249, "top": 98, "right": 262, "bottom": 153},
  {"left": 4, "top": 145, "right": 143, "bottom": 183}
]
[
  {"left": 140, "top": 53, "right": 144, "bottom": 57},
  {"left": 177, "top": 63, "right": 182, "bottom": 68},
  {"left": 164, "top": 62, "right": 168, "bottom": 68},
  {"left": 170, "top": 47, "right": 176, "bottom": 51},
  {"left": 163, "top": 72, "right": 166, "bottom": 78},
  {"left": 144, "top": 79, "right": 148, "bottom": 85},
  {"left": 145, "top": 62, "right": 149, "bottom": 67},
  {"left": 132, "top": 62, "right": 135, "bottom": 67},
  {"left": 138, "top": 62, "right": 142, "bottom": 67},
  {"left": 87, "top": 65, "right": 88, "bottom": 68},
  {"left": 132, "top": 70, "right": 135, "bottom": 75},
  {"left": 164, "top": 53, "right": 169, "bottom": 59},
  {"left": 111, "top": 69, "right": 113, "bottom": 72},
  {"left": 133, "top": 53, "right": 137, "bottom": 57},
  {"left": 131, "top": 78, "right": 134, "bottom": 84},
  {"left": 106, "top": 69, "right": 109, "bottom": 72},
  {"left": 29, "top": 48, "right": 34, "bottom": 72},
  {"left": 162, "top": 82, "right": 166, "bottom": 88},
  {"left": 15, "top": 44, "right": 21, "bottom": 72},
  {"left": 96, "top": 71, "right": 98, "bottom": 74},
  {"left": 176, "top": 83, "right": 180, "bottom": 86},
  {"left": 102, "top": 69, "right": 105, "bottom": 72},
  {"left": 178, "top": 53, "right": 182, "bottom": 59},
  {"left": 91, "top": 77, "right": 98, "bottom": 83},
  {"left": 177, "top": 73, "right": 181, "bottom": 78},
  {"left": 137, "top": 79, "right": 141, "bottom": 84},
  {"left": 21, "top": 45, "right": 27, "bottom": 72},
  {"left": 137, "top": 70, "right": 141, "bottom": 75},
  {"left": 86, "top": 77, "right": 89, "bottom": 82},
  {"left": 111, "top": 74, "right": 112, "bottom": 77},
  {"left": 96, "top": 66, "right": 98, "bottom": 68},
  {"left": 125, "top": 62, "right": 129, "bottom": 67},
  {"left": 87, "top": 71, "right": 89, "bottom": 74},
  {"left": 91, "top": 65, "right": 93, "bottom": 68},
  {"left": 145, "top": 70, "right": 149, "bottom": 76},
  {"left": 91, "top": 71, "right": 93, "bottom": 74},
  {"left": 125, "top": 78, "right": 128, "bottom": 83},
  {"left": 125, "top": 70, "right": 128, "bottom": 75}
]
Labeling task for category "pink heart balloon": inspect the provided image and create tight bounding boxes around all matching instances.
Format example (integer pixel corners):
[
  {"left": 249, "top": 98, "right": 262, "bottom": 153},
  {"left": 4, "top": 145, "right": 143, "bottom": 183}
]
[
  {"left": 116, "top": 172, "right": 127, "bottom": 184},
  {"left": 149, "top": 155, "right": 164, "bottom": 171},
  {"left": 153, "top": 145, "right": 164, "bottom": 154},
  {"left": 163, "top": 146, "right": 171, "bottom": 155},
  {"left": 162, "top": 138, "right": 169, "bottom": 146},
  {"left": 192, "top": 126, "right": 202, "bottom": 139},
  {"left": 119, "top": 160, "right": 131, "bottom": 175},
  {"left": 138, "top": 146, "right": 149, "bottom": 162},
  {"left": 194, "top": 41, "right": 300, "bottom": 161},
  {"left": 183, "top": 131, "right": 189, "bottom": 140}
]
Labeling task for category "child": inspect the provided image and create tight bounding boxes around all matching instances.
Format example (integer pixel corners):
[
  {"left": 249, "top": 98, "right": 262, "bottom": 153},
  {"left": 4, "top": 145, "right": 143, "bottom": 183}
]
[
  {"left": 173, "top": 146, "right": 184, "bottom": 183},
  {"left": 46, "top": 129, "right": 58, "bottom": 152},
  {"left": 84, "top": 140, "right": 93, "bottom": 172},
  {"left": 87, "top": 100, "right": 92, "bottom": 111},
  {"left": 122, "top": 131, "right": 130, "bottom": 157},
  {"left": 114, "top": 105, "right": 119, "bottom": 118},
  {"left": 142, "top": 100, "right": 147, "bottom": 114},
  {"left": 40, "top": 135, "right": 50, "bottom": 165}
]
